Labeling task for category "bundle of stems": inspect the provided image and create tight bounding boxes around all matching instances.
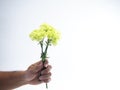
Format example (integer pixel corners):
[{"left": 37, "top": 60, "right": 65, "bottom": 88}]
[{"left": 39, "top": 39, "right": 51, "bottom": 88}]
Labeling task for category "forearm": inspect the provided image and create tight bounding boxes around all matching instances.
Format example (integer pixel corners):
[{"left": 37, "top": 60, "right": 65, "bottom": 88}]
[{"left": 0, "top": 71, "right": 27, "bottom": 90}]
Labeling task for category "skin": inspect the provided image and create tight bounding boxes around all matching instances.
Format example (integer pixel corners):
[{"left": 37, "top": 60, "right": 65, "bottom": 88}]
[{"left": 0, "top": 60, "right": 52, "bottom": 90}]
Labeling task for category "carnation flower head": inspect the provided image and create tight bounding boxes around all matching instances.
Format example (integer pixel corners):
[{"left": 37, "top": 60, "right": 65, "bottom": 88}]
[{"left": 29, "top": 23, "right": 60, "bottom": 45}]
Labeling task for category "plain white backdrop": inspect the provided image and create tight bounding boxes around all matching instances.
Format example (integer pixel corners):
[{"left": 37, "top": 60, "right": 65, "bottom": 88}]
[{"left": 0, "top": 0, "right": 120, "bottom": 90}]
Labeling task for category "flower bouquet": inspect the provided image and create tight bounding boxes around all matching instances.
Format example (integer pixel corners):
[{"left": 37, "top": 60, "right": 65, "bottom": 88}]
[{"left": 29, "top": 23, "right": 60, "bottom": 88}]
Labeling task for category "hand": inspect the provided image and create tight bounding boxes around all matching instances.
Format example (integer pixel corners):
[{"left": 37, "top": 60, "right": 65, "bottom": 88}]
[{"left": 24, "top": 60, "right": 52, "bottom": 85}]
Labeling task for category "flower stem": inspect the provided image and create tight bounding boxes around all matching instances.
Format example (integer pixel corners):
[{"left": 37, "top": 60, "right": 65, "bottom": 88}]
[
  {"left": 44, "top": 39, "right": 50, "bottom": 89},
  {"left": 46, "top": 83, "right": 48, "bottom": 89},
  {"left": 44, "top": 39, "right": 50, "bottom": 55},
  {"left": 39, "top": 40, "right": 43, "bottom": 53},
  {"left": 40, "top": 39, "right": 50, "bottom": 89}
]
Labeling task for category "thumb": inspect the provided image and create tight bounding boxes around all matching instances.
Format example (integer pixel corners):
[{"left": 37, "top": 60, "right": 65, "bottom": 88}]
[{"left": 34, "top": 61, "right": 43, "bottom": 73}]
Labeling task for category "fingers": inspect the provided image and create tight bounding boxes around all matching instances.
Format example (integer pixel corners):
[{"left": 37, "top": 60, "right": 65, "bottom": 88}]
[
  {"left": 39, "top": 73, "right": 51, "bottom": 83},
  {"left": 36, "top": 59, "right": 49, "bottom": 68},
  {"left": 34, "top": 60, "right": 49, "bottom": 73},
  {"left": 34, "top": 61, "right": 43, "bottom": 73},
  {"left": 27, "top": 61, "right": 43, "bottom": 74},
  {"left": 39, "top": 73, "right": 51, "bottom": 80},
  {"left": 41, "top": 65, "right": 52, "bottom": 75},
  {"left": 28, "top": 60, "right": 50, "bottom": 73},
  {"left": 34, "top": 62, "right": 43, "bottom": 73},
  {"left": 26, "top": 60, "right": 52, "bottom": 85},
  {"left": 39, "top": 64, "right": 52, "bottom": 83}
]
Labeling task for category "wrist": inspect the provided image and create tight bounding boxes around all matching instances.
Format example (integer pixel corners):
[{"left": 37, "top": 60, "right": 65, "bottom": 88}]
[
  {"left": 22, "top": 71, "right": 29, "bottom": 85},
  {"left": 23, "top": 70, "right": 34, "bottom": 84}
]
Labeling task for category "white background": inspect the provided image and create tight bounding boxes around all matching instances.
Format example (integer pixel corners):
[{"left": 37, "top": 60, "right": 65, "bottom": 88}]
[{"left": 0, "top": 0, "right": 120, "bottom": 90}]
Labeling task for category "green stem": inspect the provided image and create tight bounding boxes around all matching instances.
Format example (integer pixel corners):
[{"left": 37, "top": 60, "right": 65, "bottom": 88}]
[
  {"left": 46, "top": 83, "right": 48, "bottom": 89},
  {"left": 44, "top": 39, "right": 50, "bottom": 55},
  {"left": 40, "top": 39, "right": 50, "bottom": 89},
  {"left": 43, "top": 39, "right": 50, "bottom": 89},
  {"left": 39, "top": 40, "right": 43, "bottom": 53}
]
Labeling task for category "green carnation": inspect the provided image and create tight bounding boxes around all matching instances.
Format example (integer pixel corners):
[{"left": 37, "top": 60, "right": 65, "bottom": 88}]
[{"left": 29, "top": 23, "right": 60, "bottom": 45}]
